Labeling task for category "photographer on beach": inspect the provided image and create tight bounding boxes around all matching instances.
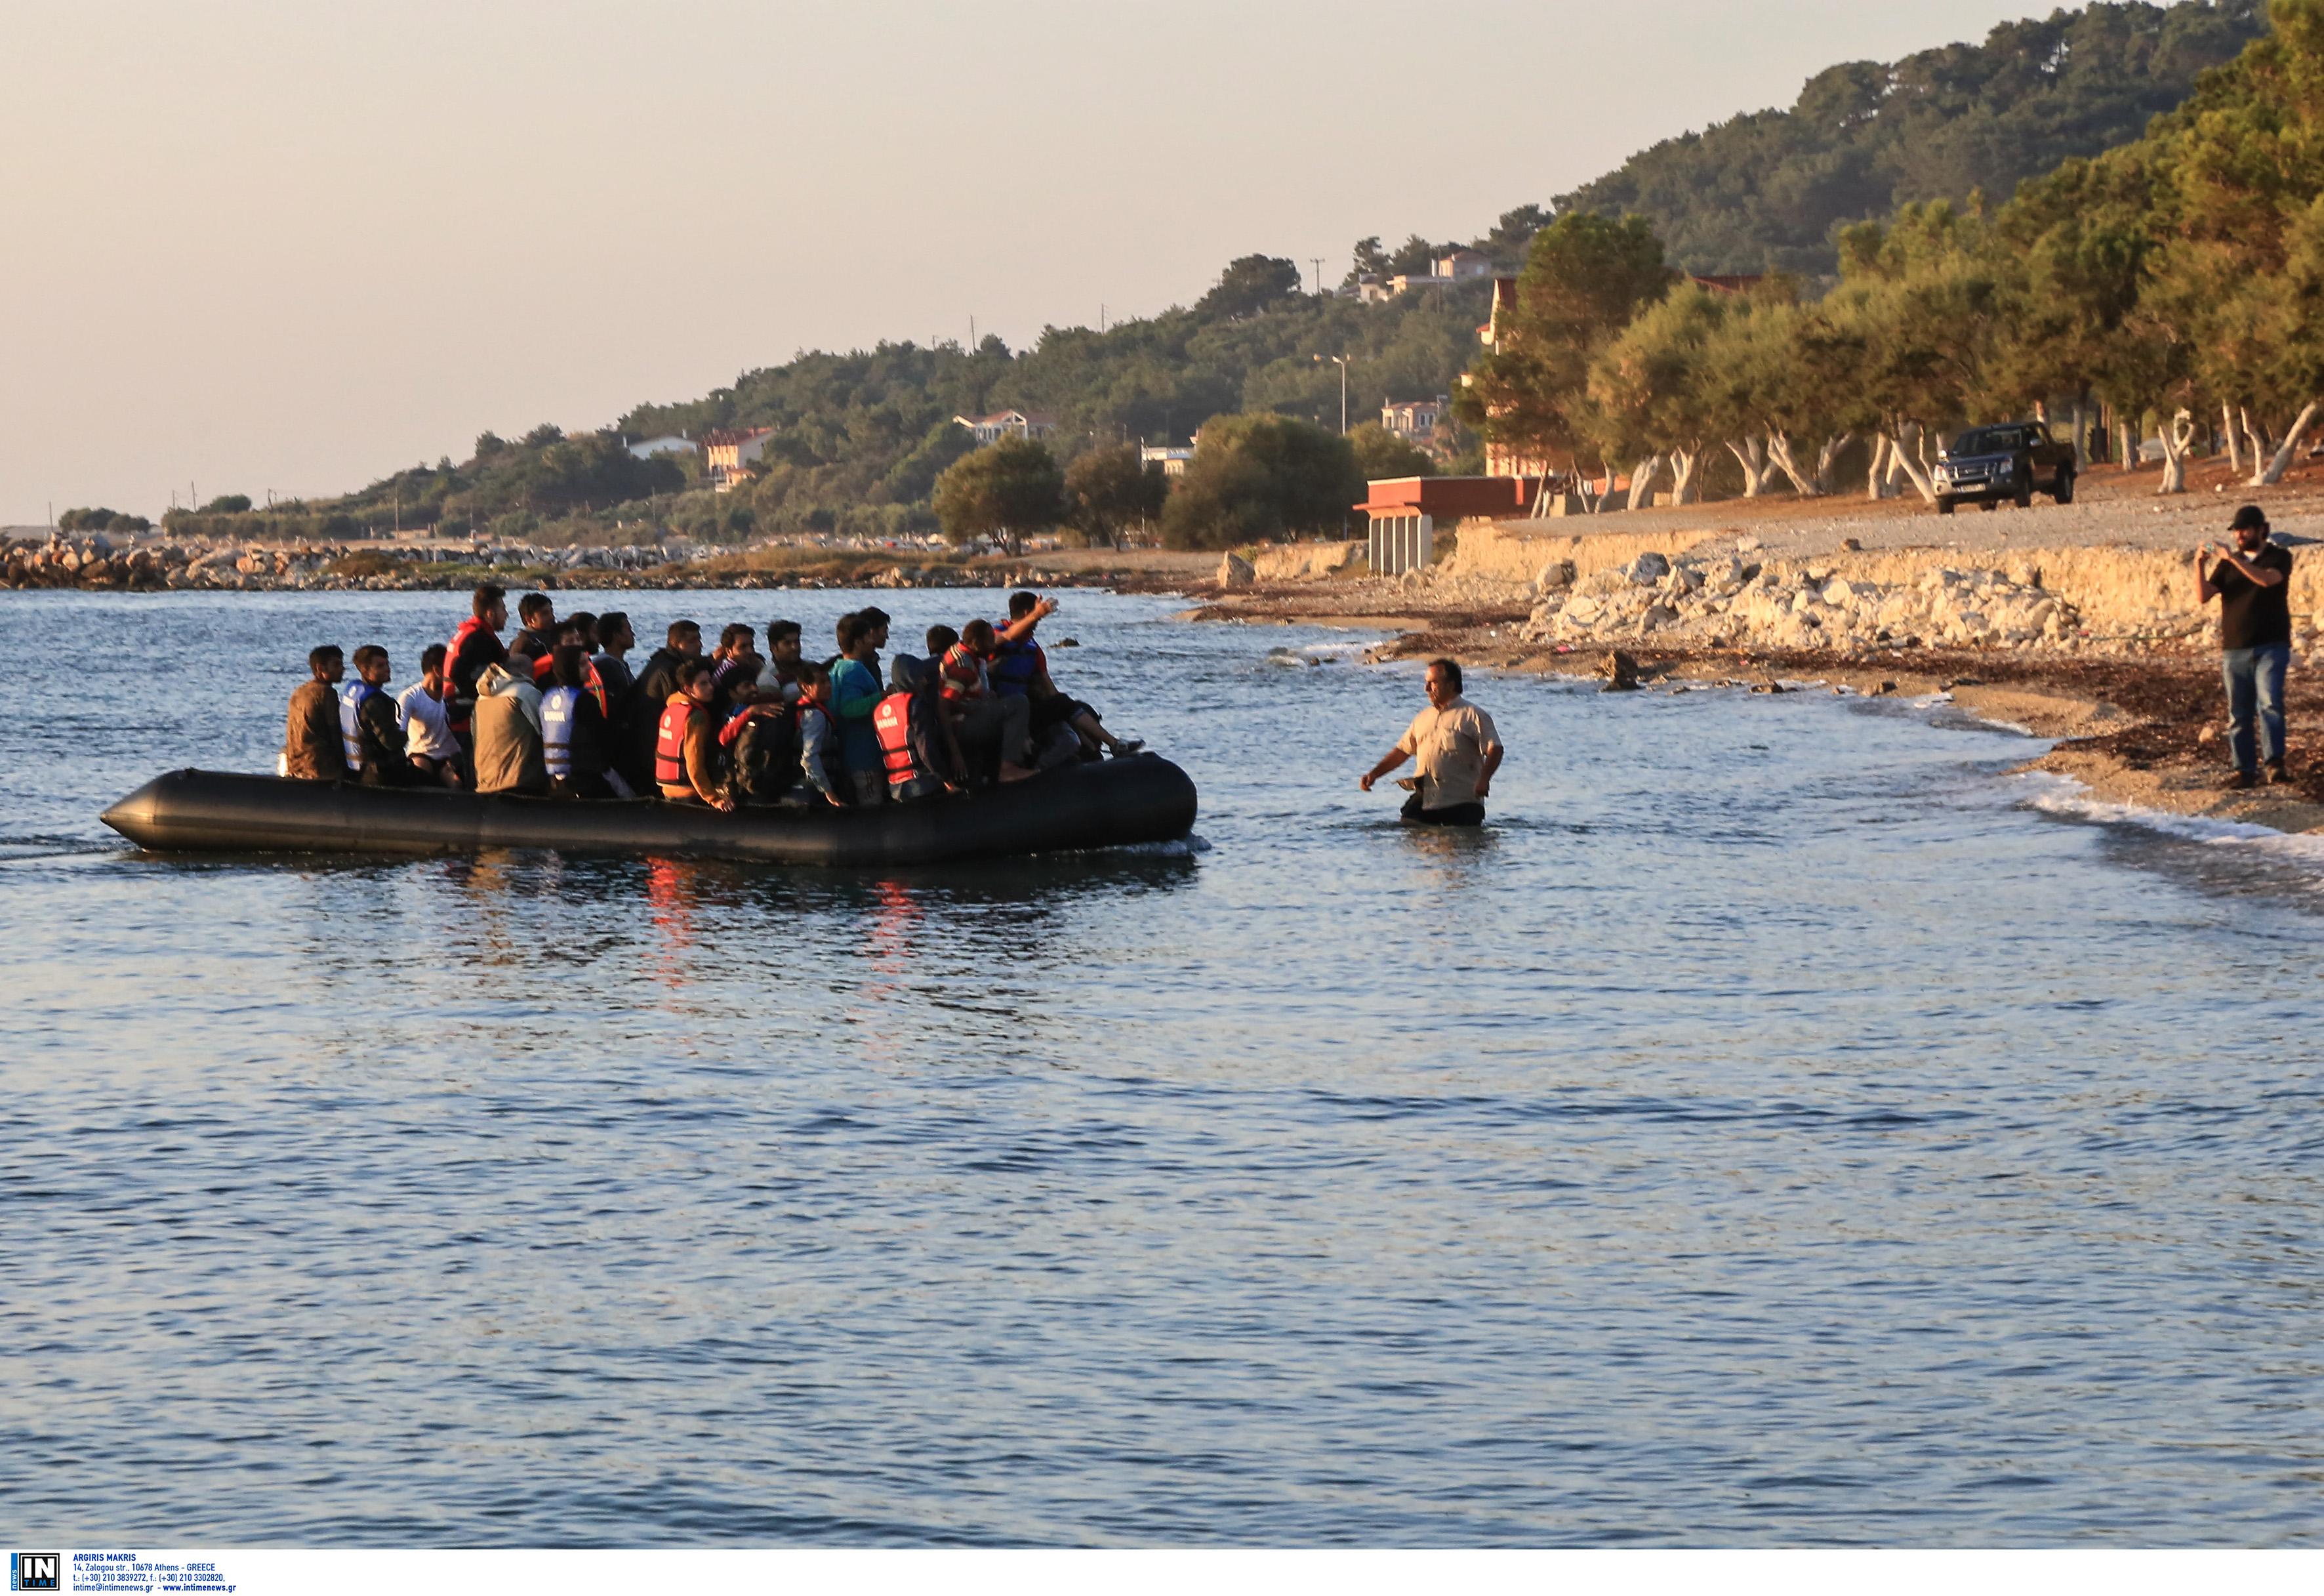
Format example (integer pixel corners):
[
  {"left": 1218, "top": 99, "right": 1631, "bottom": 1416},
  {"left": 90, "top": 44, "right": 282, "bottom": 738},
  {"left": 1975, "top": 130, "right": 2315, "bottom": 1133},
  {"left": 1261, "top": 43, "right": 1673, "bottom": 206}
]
[{"left": 2195, "top": 503, "right": 2294, "bottom": 789}]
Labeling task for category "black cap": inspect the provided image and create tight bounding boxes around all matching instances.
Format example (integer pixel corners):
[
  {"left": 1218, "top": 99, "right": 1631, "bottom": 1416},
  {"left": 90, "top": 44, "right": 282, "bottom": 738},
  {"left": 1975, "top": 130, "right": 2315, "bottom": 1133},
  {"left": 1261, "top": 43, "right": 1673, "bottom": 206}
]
[{"left": 2230, "top": 503, "right": 2269, "bottom": 531}]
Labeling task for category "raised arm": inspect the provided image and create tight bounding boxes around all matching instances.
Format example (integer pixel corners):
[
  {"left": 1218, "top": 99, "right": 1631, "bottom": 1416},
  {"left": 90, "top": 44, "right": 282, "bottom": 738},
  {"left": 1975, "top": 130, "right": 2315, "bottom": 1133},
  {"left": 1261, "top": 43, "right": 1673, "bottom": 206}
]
[
  {"left": 2222, "top": 548, "right": 2287, "bottom": 586},
  {"left": 996, "top": 598, "right": 1057, "bottom": 644}
]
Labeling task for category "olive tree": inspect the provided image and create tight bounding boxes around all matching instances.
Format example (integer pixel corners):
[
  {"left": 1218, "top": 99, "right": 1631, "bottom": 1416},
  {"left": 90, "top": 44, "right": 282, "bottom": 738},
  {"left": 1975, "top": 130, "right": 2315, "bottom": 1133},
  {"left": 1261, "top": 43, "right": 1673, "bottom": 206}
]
[{"left": 932, "top": 436, "right": 1066, "bottom": 554}]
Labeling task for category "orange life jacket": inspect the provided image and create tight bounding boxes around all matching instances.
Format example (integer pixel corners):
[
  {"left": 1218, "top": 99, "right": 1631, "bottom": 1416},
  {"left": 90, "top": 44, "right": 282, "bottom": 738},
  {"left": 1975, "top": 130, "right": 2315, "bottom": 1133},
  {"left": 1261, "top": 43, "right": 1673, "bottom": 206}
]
[
  {"left": 655, "top": 694, "right": 700, "bottom": 789},
  {"left": 874, "top": 692, "right": 914, "bottom": 785}
]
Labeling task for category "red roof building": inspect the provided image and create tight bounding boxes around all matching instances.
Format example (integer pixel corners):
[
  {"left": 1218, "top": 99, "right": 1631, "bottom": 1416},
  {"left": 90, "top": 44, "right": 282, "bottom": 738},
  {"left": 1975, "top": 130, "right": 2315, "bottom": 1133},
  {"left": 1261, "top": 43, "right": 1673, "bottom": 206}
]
[{"left": 1352, "top": 476, "right": 1544, "bottom": 575}]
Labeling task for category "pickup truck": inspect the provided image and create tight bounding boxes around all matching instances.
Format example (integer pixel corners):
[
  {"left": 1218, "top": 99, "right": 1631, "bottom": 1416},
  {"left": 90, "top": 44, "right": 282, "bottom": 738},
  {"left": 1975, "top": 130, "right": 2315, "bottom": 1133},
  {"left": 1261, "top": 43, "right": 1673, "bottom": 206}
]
[{"left": 1932, "top": 422, "right": 2075, "bottom": 513}]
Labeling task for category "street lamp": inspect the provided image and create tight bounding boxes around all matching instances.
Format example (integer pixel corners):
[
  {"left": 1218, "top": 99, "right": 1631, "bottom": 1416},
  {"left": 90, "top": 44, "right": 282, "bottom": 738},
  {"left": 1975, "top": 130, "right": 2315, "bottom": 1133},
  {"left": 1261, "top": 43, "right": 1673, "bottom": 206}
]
[{"left": 1315, "top": 352, "right": 1353, "bottom": 434}]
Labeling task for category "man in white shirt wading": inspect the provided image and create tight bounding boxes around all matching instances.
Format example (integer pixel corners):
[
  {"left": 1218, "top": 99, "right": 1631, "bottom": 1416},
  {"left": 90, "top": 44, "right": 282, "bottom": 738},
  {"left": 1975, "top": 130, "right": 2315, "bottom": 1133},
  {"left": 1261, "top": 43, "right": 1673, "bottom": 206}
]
[{"left": 1359, "top": 657, "right": 1503, "bottom": 827}]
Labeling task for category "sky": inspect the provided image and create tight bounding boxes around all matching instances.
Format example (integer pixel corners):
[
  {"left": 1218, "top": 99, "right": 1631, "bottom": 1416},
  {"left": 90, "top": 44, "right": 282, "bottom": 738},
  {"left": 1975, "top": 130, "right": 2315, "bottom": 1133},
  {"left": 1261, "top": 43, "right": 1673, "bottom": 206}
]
[{"left": 0, "top": 0, "right": 2045, "bottom": 526}]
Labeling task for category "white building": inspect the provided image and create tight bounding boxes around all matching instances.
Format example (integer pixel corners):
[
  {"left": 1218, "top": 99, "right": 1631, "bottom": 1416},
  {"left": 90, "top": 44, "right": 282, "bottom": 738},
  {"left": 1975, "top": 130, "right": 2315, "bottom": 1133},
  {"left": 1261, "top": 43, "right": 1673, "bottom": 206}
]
[
  {"left": 954, "top": 409, "right": 1058, "bottom": 445},
  {"left": 1140, "top": 445, "right": 1194, "bottom": 477},
  {"left": 1355, "top": 250, "right": 1497, "bottom": 302},
  {"left": 1381, "top": 395, "right": 1450, "bottom": 440},
  {"left": 1436, "top": 248, "right": 1491, "bottom": 283},
  {"left": 701, "top": 426, "right": 775, "bottom": 491},
  {"left": 626, "top": 434, "right": 695, "bottom": 460}
]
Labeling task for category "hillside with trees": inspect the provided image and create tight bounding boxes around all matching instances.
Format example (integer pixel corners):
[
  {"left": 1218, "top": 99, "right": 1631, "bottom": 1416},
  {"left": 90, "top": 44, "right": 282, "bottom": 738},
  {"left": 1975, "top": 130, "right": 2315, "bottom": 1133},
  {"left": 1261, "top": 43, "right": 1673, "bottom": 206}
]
[
  {"left": 1460, "top": 0, "right": 2324, "bottom": 510},
  {"left": 1555, "top": 1, "right": 2267, "bottom": 276},
  {"left": 160, "top": 0, "right": 2287, "bottom": 550}
]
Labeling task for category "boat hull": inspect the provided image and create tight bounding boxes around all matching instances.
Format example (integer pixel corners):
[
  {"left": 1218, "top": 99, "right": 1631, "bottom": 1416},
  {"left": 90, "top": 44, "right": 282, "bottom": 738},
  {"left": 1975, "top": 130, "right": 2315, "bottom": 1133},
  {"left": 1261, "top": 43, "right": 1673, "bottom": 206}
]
[{"left": 100, "top": 756, "right": 1198, "bottom": 867}]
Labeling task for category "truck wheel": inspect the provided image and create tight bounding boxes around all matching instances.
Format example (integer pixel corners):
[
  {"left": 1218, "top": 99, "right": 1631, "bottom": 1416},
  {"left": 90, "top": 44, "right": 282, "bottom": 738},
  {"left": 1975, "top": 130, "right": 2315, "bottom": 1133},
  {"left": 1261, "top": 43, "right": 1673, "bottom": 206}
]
[
  {"left": 2053, "top": 468, "right": 2075, "bottom": 504},
  {"left": 2014, "top": 474, "right": 2033, "bottom": 508},
  {"left": 1936, "top": 496, "right": 1955, "bottom": 515}
]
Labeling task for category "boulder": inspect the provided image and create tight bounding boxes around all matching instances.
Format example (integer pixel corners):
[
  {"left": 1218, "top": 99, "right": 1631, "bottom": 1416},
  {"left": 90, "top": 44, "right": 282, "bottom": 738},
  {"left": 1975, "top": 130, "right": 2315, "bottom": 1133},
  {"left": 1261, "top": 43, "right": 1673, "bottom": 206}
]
[
  {"left": 1600, "top": 650, "right": 1641, "bottom": 691},
  {"left": 1629, "top": 551, "right": 1671, "bottom": 584},
  {"left": 1219, "top": 552, "right": 1255, "bottom": 588}
]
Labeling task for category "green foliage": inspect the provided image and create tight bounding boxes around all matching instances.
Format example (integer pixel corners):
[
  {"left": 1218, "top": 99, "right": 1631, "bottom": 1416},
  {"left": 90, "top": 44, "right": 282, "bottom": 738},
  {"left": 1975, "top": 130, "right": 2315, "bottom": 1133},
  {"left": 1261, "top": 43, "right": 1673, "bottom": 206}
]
[
  {"left": 1456, "top": 212, "right": 1675, "bottom": 469},
  {"left": 1158, "top": 414, "right": 1364, "bottom": 550},
  {"left": 57, "top": 507, "right": 152, "bottom": 534},
  {"left": 1198, "top": 255, "right": 1305, "bottom": 319},
  {"left": 1347, "top": 422, "right": 1437, "bottom": 480},
  {"left": 667, "top": 494, "right": 758, "bottom": 545},
  {"left": 933, "top": 436, "right": 1067, "bottom": 551},
  {"left": 1557, "top": 1, "right": 2266, "bottom": 275},
  {"left": 1063, "top": 445, "right": 1169, "bottom": 546},
  {"left": 159, "top": 510, "right": 357, "bottom": 541},
  {"left": 199, "top": 493, "right": 252, "bottom": 514}
]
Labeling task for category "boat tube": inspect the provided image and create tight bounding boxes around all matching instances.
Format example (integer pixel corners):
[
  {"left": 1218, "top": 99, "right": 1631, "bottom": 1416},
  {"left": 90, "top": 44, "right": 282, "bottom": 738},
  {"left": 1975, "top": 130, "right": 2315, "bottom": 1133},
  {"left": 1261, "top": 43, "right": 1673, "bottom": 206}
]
[{"left": 100, "top": 755, "right": 1198, "bottom": 867}]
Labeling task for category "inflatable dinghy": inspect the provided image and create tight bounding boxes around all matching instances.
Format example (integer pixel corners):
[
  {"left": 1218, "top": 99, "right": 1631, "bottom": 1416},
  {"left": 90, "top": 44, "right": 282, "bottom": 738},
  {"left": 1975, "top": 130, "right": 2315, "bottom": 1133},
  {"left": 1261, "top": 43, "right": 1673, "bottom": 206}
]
[{"left": 101, "top": 756, "right": 1198, "bottom": 867}]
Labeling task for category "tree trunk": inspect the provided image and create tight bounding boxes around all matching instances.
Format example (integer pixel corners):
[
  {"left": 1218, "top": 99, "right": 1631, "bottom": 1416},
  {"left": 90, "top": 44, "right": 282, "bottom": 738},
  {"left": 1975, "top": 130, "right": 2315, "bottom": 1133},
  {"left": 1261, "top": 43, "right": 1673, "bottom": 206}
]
[
  {"left": 2157, "top": 407, "right": 2197, "bottom": 495},
  {"left": 1724, "top": 435, "right": 1777, "bottom": 497},
  {"left": 1812, "top": 432, "right": 1851, "bottom": 496},
  {"left": 2071, "top": 392, "right": 2089, "bottom": 471},
  {"left": 2222, "top": 404, "right": 2241, "bottom": 473},
  {"left": 2119, "top": 418, "right": 2136, "bottom": 470},
  {"left": 1666, "top": 443, "right": 1705, "bottom": 505},
  {"left": 2239, "top": 407, "right": 2270, "bottom": 485},
  {"left": 1765, "top": 430, "right": 1833, "bottom": 497},
  {"left": 1865, "top": 433, "right": 1892, "bottom": 500},
  {"left": 1625, "top": 454, "right": 1663, "bottom": 512},
  {"left": 2258, "top": 399, "right": 2320, "bottom": 485},
  {"left": 1888, "top": 423, "right": 1938, "bottom": 504}
]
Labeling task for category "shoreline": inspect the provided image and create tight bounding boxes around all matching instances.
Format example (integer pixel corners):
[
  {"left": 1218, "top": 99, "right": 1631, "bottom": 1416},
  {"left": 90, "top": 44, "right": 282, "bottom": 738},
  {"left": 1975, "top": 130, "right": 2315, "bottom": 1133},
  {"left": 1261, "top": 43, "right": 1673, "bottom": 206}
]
[
  {"left": 1196, "top": 592, "right": 2324, "bottom": 836},
  {"left": 18, "top": 474, "right": 2323, "bottom": 836}
]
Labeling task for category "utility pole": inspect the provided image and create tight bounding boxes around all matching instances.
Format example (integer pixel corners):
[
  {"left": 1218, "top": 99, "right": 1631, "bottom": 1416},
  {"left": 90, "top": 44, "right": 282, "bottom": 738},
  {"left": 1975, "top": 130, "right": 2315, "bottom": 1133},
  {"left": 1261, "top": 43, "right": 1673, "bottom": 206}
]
[
  {"left": 1101, "top": 302, "right": 1107, "bottom": 333},
  {"left": 1310, "top": 257, "right": 1324, "bottom": 296}
]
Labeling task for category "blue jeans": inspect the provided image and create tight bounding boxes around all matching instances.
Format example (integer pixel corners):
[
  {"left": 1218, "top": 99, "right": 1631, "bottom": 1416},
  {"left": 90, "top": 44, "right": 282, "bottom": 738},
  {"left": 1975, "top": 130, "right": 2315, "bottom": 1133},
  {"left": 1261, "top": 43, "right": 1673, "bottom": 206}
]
[{"left": 2222, "top": 644, "right": 2290, "bottom": 773}]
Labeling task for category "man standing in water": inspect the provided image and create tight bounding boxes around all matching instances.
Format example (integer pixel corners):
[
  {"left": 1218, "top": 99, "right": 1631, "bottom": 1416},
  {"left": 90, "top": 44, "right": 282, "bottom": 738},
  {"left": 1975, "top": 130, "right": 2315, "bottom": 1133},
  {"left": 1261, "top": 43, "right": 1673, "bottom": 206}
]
[
  {"left": 2196, "top": 504, "right": 2294, "bottom": 788},
  {"left": 1360, "top": 657, "right": 1503, "bottom": 826}
]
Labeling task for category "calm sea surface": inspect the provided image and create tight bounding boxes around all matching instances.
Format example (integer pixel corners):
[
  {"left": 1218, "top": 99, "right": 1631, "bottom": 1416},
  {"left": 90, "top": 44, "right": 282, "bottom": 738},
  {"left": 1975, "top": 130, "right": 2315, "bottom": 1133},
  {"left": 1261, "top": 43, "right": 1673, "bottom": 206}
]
[{"left": 3, "top": 587, "right": 2321, "bottom": 1547}]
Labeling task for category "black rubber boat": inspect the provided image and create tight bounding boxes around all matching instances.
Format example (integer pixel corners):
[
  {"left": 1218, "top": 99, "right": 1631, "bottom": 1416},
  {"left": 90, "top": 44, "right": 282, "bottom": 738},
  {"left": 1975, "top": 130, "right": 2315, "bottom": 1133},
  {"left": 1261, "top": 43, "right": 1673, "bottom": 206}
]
[{"left": 100, "top": 756, "right": 1198, "bottom": 867}]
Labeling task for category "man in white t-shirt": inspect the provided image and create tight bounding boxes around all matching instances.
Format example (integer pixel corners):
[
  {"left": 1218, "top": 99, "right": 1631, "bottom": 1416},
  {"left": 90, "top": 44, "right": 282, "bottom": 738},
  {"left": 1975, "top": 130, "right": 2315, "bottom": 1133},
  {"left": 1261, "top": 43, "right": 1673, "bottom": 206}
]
[
  {"left": 1360, "top": 657, "right": 1503, "bottom": 826},
  {"left": 398, "top": 643, "right": 464, "bottom": 788}
]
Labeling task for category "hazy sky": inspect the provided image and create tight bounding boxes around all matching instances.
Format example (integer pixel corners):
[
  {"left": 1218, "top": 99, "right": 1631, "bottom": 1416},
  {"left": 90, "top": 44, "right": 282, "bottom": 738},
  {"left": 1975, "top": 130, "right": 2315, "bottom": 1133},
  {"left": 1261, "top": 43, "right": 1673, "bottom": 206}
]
[{"left": 1, "top": 0, "right": 2041, "bottom": 525}]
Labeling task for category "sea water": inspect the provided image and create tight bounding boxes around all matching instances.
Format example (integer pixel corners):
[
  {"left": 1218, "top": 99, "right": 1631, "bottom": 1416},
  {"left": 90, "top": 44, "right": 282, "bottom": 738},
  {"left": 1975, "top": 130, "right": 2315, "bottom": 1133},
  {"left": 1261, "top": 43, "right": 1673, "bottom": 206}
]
[{"left": 2, "top": 588, "right": 2320, "bottom": 1546}]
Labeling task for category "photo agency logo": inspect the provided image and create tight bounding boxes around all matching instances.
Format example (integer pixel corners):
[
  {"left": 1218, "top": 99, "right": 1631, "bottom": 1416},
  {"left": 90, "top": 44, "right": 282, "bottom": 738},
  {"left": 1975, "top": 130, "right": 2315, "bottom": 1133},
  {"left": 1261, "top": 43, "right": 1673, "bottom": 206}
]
[{"left": 9, "top": 1553, "right": 60, "bottom": 1592}]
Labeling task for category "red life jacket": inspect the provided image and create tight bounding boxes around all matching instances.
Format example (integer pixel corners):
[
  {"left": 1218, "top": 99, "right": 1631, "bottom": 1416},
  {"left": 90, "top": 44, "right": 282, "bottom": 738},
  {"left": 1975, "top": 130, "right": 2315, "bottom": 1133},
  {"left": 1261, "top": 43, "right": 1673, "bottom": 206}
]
[
  {"left": 444, "top": 616, "right": 497, "bottom": 731},
  {"left": 874, "top": 692, "right": 925, "bottom": 794},
  {"left": 584, "top": 657, "right": 609, "bottom": 720},
  {"left": 655, "top": 695, "right": 699, "bottom": 788}
]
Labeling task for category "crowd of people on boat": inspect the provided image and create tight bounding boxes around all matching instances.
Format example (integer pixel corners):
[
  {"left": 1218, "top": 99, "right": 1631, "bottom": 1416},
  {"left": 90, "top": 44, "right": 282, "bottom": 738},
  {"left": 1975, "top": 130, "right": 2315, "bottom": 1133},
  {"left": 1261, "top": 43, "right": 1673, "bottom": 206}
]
[{"left": 283, "top": 583, "right": 1142, "bottom": 809}]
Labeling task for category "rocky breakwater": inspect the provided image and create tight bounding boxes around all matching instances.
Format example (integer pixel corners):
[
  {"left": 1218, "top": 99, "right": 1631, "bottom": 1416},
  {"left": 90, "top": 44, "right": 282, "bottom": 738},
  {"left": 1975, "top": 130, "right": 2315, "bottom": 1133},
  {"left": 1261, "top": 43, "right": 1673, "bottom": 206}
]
[
  {"left": 1510, "top": 539, "right": 2323, "bottom": 663},
  {"left": 2, "top": 533, "right": 457, "bottom": 591},
  {"left": 0, "top": 532, "right": 274, "bottom": 590},
  {"left": 1523, "top": 551, "right": 2089, "bottom": 654}
]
